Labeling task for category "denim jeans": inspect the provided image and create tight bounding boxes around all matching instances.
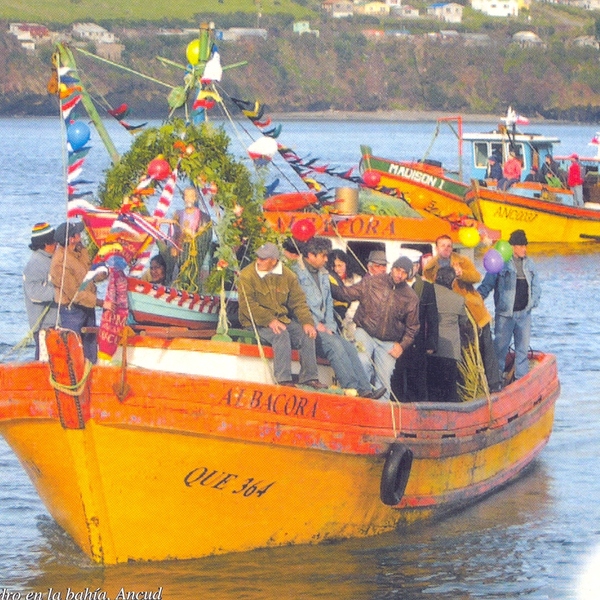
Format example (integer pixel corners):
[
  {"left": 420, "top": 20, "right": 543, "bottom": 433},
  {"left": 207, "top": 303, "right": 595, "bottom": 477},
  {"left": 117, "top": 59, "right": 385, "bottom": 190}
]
[
  {"left": 316, "top": 330, "right": 372, "bottom": 393},
  {"left": 494, "top": 309, "right": 531, "bottom": 380},
  {"left": 354, "top": 328, "right": 396, "bottom": 400},
  {"left": 59, "top": 304, "right": 97, "bottom": 364},
  {"left": 257, "top": 320, "right": 319, "bottom": 384}
]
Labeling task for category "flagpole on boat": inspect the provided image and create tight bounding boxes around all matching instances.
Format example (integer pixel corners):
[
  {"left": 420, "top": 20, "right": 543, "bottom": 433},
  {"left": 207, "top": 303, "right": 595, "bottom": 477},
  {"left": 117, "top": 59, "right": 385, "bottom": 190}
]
[{"left": 55, "top": 43, "right": 121, "bottom": 165}]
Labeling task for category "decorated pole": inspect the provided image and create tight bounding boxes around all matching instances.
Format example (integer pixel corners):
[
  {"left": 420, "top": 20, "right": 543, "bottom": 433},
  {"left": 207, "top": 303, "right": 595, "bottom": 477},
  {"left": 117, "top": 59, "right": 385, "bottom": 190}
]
[{"left": 54, "top": 43, "right": 121, "bottom": 164}]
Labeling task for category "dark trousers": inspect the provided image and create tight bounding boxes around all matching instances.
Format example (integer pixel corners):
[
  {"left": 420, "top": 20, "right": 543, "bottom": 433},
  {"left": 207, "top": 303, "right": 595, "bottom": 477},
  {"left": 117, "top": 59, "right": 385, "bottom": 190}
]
[
  {"left": 427, "top": 356, "right": 459, "bottom": 402},
  {"left": 480, "top": 323, "right": 502, "bottom": 391},
  {"left": 59, "top": 304, "right": 97, "bottom": 364}
]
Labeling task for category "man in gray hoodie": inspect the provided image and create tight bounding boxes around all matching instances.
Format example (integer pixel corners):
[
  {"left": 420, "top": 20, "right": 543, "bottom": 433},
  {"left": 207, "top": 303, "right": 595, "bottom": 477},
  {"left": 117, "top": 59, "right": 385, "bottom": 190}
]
[{"left": 23, "top": 222, "right": 57, "bottom": 360}]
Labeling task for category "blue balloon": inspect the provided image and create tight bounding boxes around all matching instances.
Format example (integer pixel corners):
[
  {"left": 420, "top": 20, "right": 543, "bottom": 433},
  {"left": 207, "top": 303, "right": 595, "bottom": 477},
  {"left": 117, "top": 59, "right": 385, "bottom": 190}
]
[
  {"left": 483, "top": 248, "right": 504, "bottom": 274},
  {"left": 67, "top": 121, "right": 91, "bottom": 151}
]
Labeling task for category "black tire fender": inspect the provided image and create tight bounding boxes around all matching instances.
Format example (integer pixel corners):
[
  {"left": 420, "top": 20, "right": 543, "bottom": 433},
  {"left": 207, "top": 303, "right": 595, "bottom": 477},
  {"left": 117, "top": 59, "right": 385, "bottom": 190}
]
[{"left": 380, "top": 443, "right": 413, "bottom": 506}]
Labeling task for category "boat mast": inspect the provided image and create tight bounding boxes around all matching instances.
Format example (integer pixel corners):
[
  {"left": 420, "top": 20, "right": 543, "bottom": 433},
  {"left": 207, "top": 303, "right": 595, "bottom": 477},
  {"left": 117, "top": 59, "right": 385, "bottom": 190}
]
[{"left": 54, "top": 43, "right": 121, "bottom": 165}]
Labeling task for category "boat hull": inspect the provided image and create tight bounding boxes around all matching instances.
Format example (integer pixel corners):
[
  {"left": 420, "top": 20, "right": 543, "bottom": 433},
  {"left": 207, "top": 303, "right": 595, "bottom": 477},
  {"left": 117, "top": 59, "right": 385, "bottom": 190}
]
[
  {"left": 0, "top": 333, "right": 560, "bottom": 565},
  {"left": 468, "top": 183, "right": 600, "bottom": 242}
]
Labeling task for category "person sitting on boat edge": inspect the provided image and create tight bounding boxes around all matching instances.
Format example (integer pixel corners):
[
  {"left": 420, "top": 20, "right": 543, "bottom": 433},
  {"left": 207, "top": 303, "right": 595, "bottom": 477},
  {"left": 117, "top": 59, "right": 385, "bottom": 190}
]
[
  {"left": 23, "top": 222, "right": 58, "bottom": 360},
  {"left": 486, "top": 155, "right": 503, "bottom": 182},
  {"left": 497, "top": 151, "right": 522, "bottom": 191},
  {"left": 478, "top": 229, "right": 541, "bottom": 383},
  {"left": 331, "top": 255, "right": 420, "bottom": 401},
  {"left": 49, "top": 221, "right": 105, "bottom": 364},
  {"left": 540, "top": 154, "right": 564, "bottom": 188},
  {"left": 292, "top": 237, "right": 385, "bottom": 400},
  {"left": 327, "top": 248, "right": 362, "bottom": 341},
  {"left": 237, "top": 242, "right": 327, "bottom": 390},
  {"left": 423, "top": 235, "right": 502, "bottom": 393}
]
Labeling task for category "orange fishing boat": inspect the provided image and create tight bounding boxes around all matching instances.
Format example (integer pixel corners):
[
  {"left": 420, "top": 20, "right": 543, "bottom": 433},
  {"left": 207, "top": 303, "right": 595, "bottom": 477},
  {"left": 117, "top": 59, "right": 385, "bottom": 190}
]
[{"left": 0, "top": 327, "right": 559, "bottom": 564}]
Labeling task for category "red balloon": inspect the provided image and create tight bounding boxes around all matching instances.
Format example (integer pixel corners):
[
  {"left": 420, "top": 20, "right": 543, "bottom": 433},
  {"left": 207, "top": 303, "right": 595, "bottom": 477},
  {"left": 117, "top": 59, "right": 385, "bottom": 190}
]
[
  {"left": 291, "top": 219, "right": 316, "bottom": 242},
  {"left": 147, "top": 158, "right": 171, "bottom": 181},
  {"left": 362, "top": 170, "right": 381, "bottom": 187}
]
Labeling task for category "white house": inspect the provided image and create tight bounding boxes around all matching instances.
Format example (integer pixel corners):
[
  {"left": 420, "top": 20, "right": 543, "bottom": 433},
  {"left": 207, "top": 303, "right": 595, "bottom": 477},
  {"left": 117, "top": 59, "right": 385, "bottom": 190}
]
[
  {"left": 72, "top": 23, "right": 116, "bottom": 44},
  {"left": 8, "top": 23, "right": 51, "bottom": 50},
  {"left": 471, "top": 0, "right": 519, "bottom": 17},
  {"left": 322, "top": 0, "right": 354, "bottom": 17},
  {"left": 427, "top": 2, "right": 463, "bottom": 23},
  {"left": 512, "top": 30, "right": 544, "bottom": 47}
]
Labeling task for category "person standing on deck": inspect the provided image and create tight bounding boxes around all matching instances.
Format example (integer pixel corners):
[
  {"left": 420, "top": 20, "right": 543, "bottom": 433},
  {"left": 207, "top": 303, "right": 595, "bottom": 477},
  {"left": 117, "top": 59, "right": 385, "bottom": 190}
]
[
  {"left": 423, "top": 235, "right": 502, "bottom": 392},
  {"left": 567, "top": 154, "right": 585, "bottom": 207},
  {"left": 50, "top": 221, "right": 104, "bottom": 364},
  {"left": 23, "top": 222, "right": 58, "bottom": 360},
  {"left": 478, "top": 229, "right": 541, "bottom": 382},
  {"left": 497, "top": 151, "right": 522, "bottom": 190}
]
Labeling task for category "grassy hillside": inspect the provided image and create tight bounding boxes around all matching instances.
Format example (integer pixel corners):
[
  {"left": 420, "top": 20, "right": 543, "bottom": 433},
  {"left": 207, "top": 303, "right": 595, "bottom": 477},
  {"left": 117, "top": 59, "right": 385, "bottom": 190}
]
[{"left": 0, "top": 0, "right": 316, "bottom": 24}]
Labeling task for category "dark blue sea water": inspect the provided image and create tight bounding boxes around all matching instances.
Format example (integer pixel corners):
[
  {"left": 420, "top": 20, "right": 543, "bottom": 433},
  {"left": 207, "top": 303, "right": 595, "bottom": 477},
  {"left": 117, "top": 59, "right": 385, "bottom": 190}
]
[{"left": 1, "top": 116, "right": 599, "bottom": 599}]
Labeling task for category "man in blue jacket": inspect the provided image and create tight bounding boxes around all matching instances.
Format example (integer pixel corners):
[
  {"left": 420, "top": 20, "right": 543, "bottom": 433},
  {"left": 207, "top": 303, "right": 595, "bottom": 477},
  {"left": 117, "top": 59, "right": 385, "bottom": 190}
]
[
  {"left": 293, "top": 237, "right": 385, "bottom": 399},
  {"left": 478, "top": 229, "right": 541, "bottom": 382}
]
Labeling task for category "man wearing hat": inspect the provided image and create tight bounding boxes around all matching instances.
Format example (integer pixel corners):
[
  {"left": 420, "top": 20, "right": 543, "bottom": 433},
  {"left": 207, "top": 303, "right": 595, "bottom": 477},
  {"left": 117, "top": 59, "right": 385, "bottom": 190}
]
[
  {"left": 50, "top": 221, "right": 102, "bottom": 363},
  {"left": 237, "top": 242, "right": 326, "bottom": 389},
  {"left": 478, "top": 229, "right": 541, "bottom": 382},
  {"left": 23, "top": 222, "right": 58, "bottom": 360},
  {"left": 332, "top": 254, "right": 420, "bottom": 400},
  {"left": 567, "top": 154, "right": 585, "bottom": 207},
  {"left": 486, "top": 155, "right": 502, "bottom": 181},
  {"left": 366, "top": 249, "right": 387, "bottom": 277}
]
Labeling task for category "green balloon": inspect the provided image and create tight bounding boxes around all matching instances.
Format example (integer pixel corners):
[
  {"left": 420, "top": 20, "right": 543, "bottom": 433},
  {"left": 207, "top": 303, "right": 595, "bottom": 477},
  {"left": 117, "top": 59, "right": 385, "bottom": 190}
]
[{"left": 494, "top": 239, "right": 513, "bottom": 262}]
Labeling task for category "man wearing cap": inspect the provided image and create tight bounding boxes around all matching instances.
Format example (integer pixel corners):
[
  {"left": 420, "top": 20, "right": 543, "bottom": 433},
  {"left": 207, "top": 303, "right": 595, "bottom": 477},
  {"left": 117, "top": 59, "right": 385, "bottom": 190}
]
[
  {"left": 237, "top": 242, "right": 326, "bottom": 389},
  {"left": 50, "top": 221, "right": 102, "bottom": 363},
  {"left": 478, "top": 229, "right": 541, "bottom": 382},
  {"left": 423, "top": 234, "right": 502, "bottom": 392},
  {"left": 486, "top": 155, "right": 502, "bottom": 181},
  {"left": 23, "top": 222, "right": 58, "bottom": 360},
  {"left": 366, "top": 250, "right": 387, "bottom": 276},
  {"left": 332, "top": 255, "right": 419, "bottom": 400},
  {"left": 292, "top": 237, "right": 385, "bottom": 399},
  {"left": 567, "top": 154, "right": 585, "bottom": 207},
  {"left": 392, "top": 249, "right": 438, "bottom": 401}
]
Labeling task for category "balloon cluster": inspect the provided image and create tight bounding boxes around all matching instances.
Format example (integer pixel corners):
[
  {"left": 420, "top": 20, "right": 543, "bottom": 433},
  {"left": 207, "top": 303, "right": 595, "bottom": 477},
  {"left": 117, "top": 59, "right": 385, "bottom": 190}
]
[{"left": 483, "top": 239, "right": 513, "bottom": 273}]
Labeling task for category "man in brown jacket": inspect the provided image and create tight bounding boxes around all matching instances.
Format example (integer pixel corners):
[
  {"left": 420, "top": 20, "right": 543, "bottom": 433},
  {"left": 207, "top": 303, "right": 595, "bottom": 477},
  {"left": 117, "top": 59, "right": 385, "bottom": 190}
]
[
  {"left": 332, "top": 255, "right": 420, "bottom": 401},
  {"left": 50, "top": 221, "right": 102, "bottom": 363},
  {"left": 423, "top": 235, "right": 502, "bottom": 392}
]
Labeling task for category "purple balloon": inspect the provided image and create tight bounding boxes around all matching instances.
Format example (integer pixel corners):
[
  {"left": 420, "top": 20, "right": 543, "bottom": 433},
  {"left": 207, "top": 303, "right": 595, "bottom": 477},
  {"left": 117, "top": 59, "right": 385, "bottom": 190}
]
[{"left": 483, "top": 248, "right": 504, "bottom": 274}]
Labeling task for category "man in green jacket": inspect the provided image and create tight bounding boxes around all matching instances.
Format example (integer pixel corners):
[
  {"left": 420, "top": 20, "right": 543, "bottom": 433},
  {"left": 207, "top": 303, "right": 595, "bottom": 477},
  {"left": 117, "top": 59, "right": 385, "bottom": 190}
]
[{"left": 237, "top": 242, "right": 326, "bottom": 389}]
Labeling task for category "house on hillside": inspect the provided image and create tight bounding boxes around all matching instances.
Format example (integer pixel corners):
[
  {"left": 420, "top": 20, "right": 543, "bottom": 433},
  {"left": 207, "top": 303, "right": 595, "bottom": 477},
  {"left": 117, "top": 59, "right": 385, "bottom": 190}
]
[
  {"left": 322, "top": 0, "right": 354, "bottom": 18},
  {"left": 219, "top": 28, "right": 268, "bottom": 41},
  {"left": 8, "top": 23, "right": 51, "bottom": 50},
  {"left": 394, "top": 5, "right": 421, "bottom": 17},
  {"left": 427, "top": 2, "right": 463, "bottom": 23},
  {"left": 573, "top": 35, "right": 600, "bottom": 49},
  {"left": 293, "top": 21, "right": 320, "bottom": 37},
  {"left": 512, "top": 30, "right": 544, "bottom": 47},
  {"left": 471, "top": 0, "right": 519, "bottom": 17},
  {"left": 355, "top": 1, "right": 391, "bottom": 16},
  {"left": 72, "top": 23, "right": 116, "bottom": 44}
]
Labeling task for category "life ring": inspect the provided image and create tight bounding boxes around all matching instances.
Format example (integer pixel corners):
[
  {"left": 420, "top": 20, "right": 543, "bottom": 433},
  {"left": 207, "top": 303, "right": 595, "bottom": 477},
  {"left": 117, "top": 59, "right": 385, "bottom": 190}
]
[{"left": 380, "top": 443, "right": 413, "bottom": 506}]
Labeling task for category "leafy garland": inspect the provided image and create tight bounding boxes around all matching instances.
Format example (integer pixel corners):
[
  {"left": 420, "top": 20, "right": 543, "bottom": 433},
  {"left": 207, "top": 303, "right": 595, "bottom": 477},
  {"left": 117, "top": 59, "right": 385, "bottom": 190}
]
[{"left": 98, "top": 118, "right": 277, "bottom": 292}]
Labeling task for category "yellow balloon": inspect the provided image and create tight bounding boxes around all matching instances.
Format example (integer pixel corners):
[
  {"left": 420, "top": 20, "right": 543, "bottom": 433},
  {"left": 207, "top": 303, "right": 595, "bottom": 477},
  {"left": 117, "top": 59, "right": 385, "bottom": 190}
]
[
  {"left": 186, "top": 40, "right": 200, "bottom": 66},
  {"left": 458, "top": 227, "right": 480, "bottom": 248}
]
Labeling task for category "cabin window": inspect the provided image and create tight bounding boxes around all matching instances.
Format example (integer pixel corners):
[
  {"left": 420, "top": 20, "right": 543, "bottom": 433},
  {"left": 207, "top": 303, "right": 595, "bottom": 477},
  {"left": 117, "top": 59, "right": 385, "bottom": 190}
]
[{"left": 473, "top": 143, "right": 488, "bottom": 168}]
